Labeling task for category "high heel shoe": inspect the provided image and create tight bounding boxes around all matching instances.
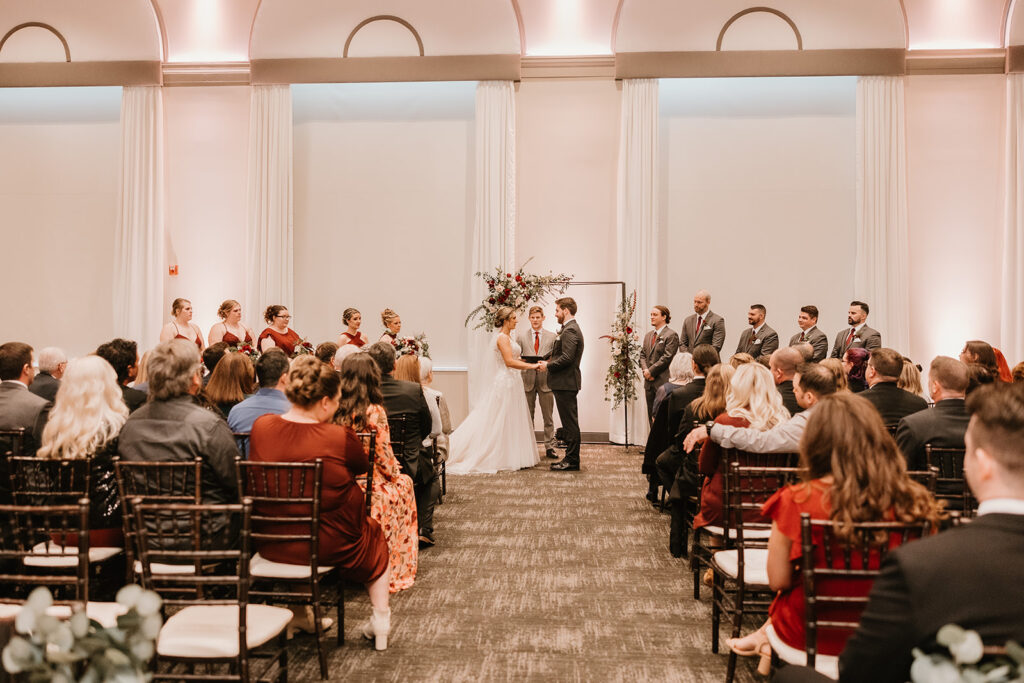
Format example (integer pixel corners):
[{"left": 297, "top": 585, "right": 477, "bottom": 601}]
[
  {"left": 286, "top": 606, "right": 334, "bottom": 639},
  {"left": 726, "top": 631, "right": 772, "bottom": 677},
  {"left": 361, "top": 607, "right": 391, "bottom": 651}
]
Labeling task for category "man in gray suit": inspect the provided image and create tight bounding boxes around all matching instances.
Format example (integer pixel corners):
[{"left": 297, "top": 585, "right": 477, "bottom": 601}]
[
  {"left": 788, "top": 305, "right": 829, "bottom": 362},
  {"left": 28, "top": 347, "right": 66, "bottom": 403},
  {"left": 0, "top": 342, "right": 51, "bottom": 458},
  {"left": 518, "top": 306, "right": 557, "bottom": 458},
  {"left": 830, "top": 300, "right": 882, "bottom": 359},
  {"left": 679, "top": 290, "right": 726, "bottom": 353},
  {"left": 541, "top": 297, "right": 584, "bottom": 471},
  {"left": 640, "top": 305, "right": 680, "bottom": 419},
  {"left": 734, "top": 304, "right": 778, "bottom": 360}
]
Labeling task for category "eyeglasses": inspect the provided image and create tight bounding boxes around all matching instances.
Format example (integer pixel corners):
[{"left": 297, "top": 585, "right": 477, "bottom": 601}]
[{"left": 276, "top": 314, "right": 291, "bottom": 320}]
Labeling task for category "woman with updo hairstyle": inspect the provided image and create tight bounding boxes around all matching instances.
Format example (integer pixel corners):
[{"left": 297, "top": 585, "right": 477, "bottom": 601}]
[
  {"left": 379, "top": 308, "right": 401, "bottom": 343},
  {"left": 257, "top": 304, "right": 302, "bottom": 355},
  {"left": 208, "top": 299, "right": 255, "bottom": 346},
  {"left": 201, "top": 351, "right": 255, "bottom": 417},
  {"left": 158, "top": 298, "right": 205, "bottom": 350},
  {"left": 843, "top": 347, "right": 870, "bottom": 393},
  {"left": 334, "top": 353, "right": 418, "bottom": 593},
  {"left": 248, "top": 356, "right": 393, "bottom": 648},
  {"left": 338, "top": 308, "right": 369, "bottom": 348},
  {"left": 820, "top": 358, "right": 849, "bottom": 393}
]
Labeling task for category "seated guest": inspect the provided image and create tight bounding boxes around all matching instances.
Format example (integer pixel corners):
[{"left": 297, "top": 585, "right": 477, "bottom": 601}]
[
  {"left": 258, "top": 305, "right": 302, "bottom": 355},
  {"left": 896, "top": 356, "right": 970, "bottom": 471},
  {"left": 227, "top": 349, "right": 291, "bottom": 445},
  {"left": 132, "top": 350, "right": 151, "bottom": 394},
  {"left": 898, "top": 357, "right": 926, "bottom": 399},
  {"left": 379, "top": 308, "right": 402, "bottom": 344},
  {"left": 861, "top": 348, "right": 929, "bottom": 424},
  {"left": 777, "top": 383, "right": 1024, "bottom": 683},
  {"left": 335, "top": 353, "right": 418, "bottom": 593},
  {"left": 29, "top": 347, "right": 66, "bottom": 402},
  {"left": 960, "top": 340, "right": 1002, "bottom": 381},
  {"left": 967, "top": 363, "right": 997, "bottom": 395},
  {"left": 333, "top": 344, "right": 361, "bottom": 371},
  {"left": 96, "top": 339, "right": 147, "bottom": 413},
  {"left": 117, "top": 340, "right": 240, "bottom": 544},
  {"left": 201, "top": 342, "right": 229, "bottom": 386},
  {"left": 366, "top": 341, "right": 438, "bottom": 548},
  {"left": 993, "top": 347, "right": 1013, "bottom": 383},
  {"left": 249, "top": 356, "right": 392, "bottom": 648},
  {"left": 418, "top": 357, "right": 452, "bottom": 459},
  {"left": 0, "top": 342, "right": 51, "bottom": 460},
  {"left": 729, "top": 352, "right": 755, "bottom": 368},
  {"left": 37, "top": 356, "right": 128, "bottom": 547},
  {"left": 315, "top": 342, "right": 338, "bottom": 366},
  {"left": 789, "top": 305, "right": 828, "bottom": 362},
  {"left": 727, "top": 392, "right": 943, "bottom": 673},
  {"left": 820, "top": 357, "right": 849, "bottom": 393},
  {"left": 394, "top": 355, "right": 441, "bottom": 445},
  {"left": 770, "top": 347, "right": 804, "bottom": 414},
  {"left": 201, "top": 351, "right": 254, "bottom": 418},
  {"left": 158, "top": 297, "right": 205, "bottom": 351},
  {"left": 793, "top": 342, "right": 815, "bottom": 363},
  {"left": 843, "top": 347, "right": 870, "bottom": 393},
  {"left": 652, "top": 352, "right": 693, "bottom": 418},
  {"left": 207, "top": 299, "right": 255, "bottom": 346},
  {"left": 337, "top": 307, "right": 370, "bottom": 348},
  {"left": 1013, "top": 361, "right": 1024, "bottom": 383}
]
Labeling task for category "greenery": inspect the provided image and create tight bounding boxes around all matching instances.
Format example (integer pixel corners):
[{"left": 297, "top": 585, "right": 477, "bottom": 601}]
[
  {"left": 464, "top": 258, "right": 572, "bottom": 331},
  {"left": 599, "top": 291, "right": 642, "bottom": 409},
  {"left": 910, "top": 624, "right": 1023, "bottom": 683},
  {"left": 393, "top": 333, "right": 431, "bottom": 359}
]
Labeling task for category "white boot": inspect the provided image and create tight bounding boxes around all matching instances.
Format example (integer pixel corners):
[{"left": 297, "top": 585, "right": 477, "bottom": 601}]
[{"left": 361, "top": 607, "right": 390, "bottom": 651}]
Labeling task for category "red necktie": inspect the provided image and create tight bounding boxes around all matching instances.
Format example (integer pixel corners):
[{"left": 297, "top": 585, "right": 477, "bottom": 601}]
[
  {"left": 696, "top": 316, "right": 703, "bottom": 335},
  {"left": 750, "top": 328, "right": 757, "bottom": 341},
  {"left": 534, "top": 331, "right": 540, "bottom": 354},
  {"left": 800, "top": 332, "right": 806, "bottom": 342},
  {"left": 845, "top": 328, "right": 855, "bottom": 346}
]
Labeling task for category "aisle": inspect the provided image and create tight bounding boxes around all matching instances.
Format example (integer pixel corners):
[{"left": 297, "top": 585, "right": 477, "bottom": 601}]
[{"left": 291, "top": 445, "right": 756, "bottom": 682}]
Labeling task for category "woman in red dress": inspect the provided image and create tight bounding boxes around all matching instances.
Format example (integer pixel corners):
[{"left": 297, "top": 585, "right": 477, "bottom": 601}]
[
  {"left": 337, "top": 308, "right": 370, "bottom": 348},
  {"left": 158, "top": 298, "right": 205, "bottom": 351},
  {"left": 208, "top": 299, "right": 255, "bottom": 346},
  {"left": 378, "top": 308, "right": 401, "bottom": 344},
  {"left": 249, "top": 356, "right": 393, "bottom": 650},
  {"left": 258, "top": 304, "right": 302, "bottom": 355},
  {"left": 726, "top": 393, "right": 943, "bottom": 670}
]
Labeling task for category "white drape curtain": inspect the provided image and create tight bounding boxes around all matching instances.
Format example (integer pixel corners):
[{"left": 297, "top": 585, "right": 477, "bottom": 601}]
[
  {"left": 113, "top": 86, "right": 165, "bottom": 353},
  {"left": 1002, "top": 74, "right": 1024, "bottom": 366},
  {"left": 467, "top": 81, "right": 516, "bottom": 404},
  {"left": 855, "top": 76, "right": 910, "bottom": 355},
  {"left": 613, "top": 79, "right": 659, "bottom": 445},
  {"left": 246, "top": 85, "right": 294, "bottom": 321}
]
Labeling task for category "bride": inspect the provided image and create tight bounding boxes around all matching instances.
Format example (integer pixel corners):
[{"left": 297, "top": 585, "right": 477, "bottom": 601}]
[{"left": 447, "top": 306, "right": 541, "bottom": 474}]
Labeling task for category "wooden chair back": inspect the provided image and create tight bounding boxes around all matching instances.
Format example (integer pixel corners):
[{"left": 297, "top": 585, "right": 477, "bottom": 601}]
[
  {"left": 0, "top": 499, "right": 90, "bottom": 604},
  {"left": 355, "top": 431, "right": 376, "bottom": 518},
  {"left": 9, "top": 456, "right": 90, "bottom": 506},
  {"left": 906, "top": 466, "right": 939, "bottom": 493},
  {"left": 925, "top": 446, "right": 974, "bottom": 514}
]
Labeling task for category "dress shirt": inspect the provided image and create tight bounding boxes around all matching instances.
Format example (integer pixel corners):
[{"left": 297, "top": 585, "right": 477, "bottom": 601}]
[
  {"left": 751, "top": 324, "right": 765, "bottom": 337},
  {"left": 709, "top": 405, "right": 814, "bottom": 453},
  {"left": 227, "top": 388, "right": 290, "bottom": 436},
  {"left": 977, "top": 498, "right": 1024, "bottom": 516}
]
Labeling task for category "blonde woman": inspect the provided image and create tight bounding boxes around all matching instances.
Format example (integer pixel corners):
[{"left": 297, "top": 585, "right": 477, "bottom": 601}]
[
  {"left": 820, "top": 357, "right": 849, "bottom": 393},
  {"left": 208, "top": 299, "right": 255, "bottom": 346},
  {"left": 158, "top": 298, "right": 205, "bottom": 351},
  {"left": 379, "top": 309, "right": 401, "bottom": 344},
  {"left": 38, "top": 356, "right": 130, "bottom": 547},
  {"left": 898, "top": 358, "right": 927, "bottom": 399}
]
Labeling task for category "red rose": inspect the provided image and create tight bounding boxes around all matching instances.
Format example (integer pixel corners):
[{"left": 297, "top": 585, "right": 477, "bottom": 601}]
[
  {"left": 520, "top": 282, "right": 526, "bottom": 288},
  {"left": 506, "top": 273, "right": 512, "bottom": 278},
  {"left": 504, "top": 288, "right": 511, "bottom": 294},
  {"left": 515, "top": 275, "right": 522, "bottom": 282},
  {"left": 626, "top": 327, "right": 633, "bottom": 334},
  {"left": 488, "top": 297, "right": 496, "bottom": 304},
  {"left": 614, "top": 372, "right": 621, "bottom": 378}
]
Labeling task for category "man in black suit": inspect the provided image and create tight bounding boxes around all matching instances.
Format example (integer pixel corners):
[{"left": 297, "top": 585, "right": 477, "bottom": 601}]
[
  {"left": 96, "top": 339, "right": 147, "bottom": 412},
  {"left": 777, "top": 382, "right": 1024, "bottom": 683},
  {"left": 0, "top": 342, "right": 51, "bottom": 463},
  {"left": 769, "top": 347, "right": 803, "bottom": 415},
  {"left": 28, "top": 347, "right": 66, "bottom": 402},
  {"left": 830, "top": 300, "right": 882, "bottom": 359},
  {"left": 735, "top": 304, "right": 778, "bottom": 360},
  {"left": 366, "top": 342, "right": 438, "bottom": 546},
  {"left": 542, "top": 297, "right": 584, "bottom": 471},
  {"left": 679, "top": 290, "right": 725, "bottom": 353},
  {"left": 860, "top": 348, "right": 928, "bottom": 425},
  {"left": 896, "top": 356, "right": 970, "bottom": 470},
  {"left": 788, "top": 305, "right": 828, "bottom": 362},
  {"left": 640, "top": 305, "right": 679, "bottom": 419}
]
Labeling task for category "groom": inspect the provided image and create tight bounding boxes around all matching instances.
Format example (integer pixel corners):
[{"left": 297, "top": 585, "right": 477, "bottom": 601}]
[{"left": 541, "top": 297, "right": 584, "bottom": 471}]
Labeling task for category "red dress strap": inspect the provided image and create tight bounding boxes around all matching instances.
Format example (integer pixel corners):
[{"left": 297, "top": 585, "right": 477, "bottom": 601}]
[{"left": 340, "top": 332, "right": 366, "bottom": 348}]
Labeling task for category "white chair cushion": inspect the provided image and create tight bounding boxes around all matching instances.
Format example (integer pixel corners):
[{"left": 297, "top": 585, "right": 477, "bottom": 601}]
[
  {"left": 133, "top": 560, "right": 197, "bottom": 576},
  {"left": 250, "top": 552, "right": 333, "bottom": 579},
  {"left": 711, "top": 548, "right": 770, "bottom": 585},
  {"left": 766, "top": 623, "right": 839, "bottom": 679},
  {"left": 24, "top": 543, "right": 122, "bottom": 567},
  {"left": 157, "top": 604, "right": 293, "bottom": 658},
  {"left": 0, "top": 602, "right": 127, "bottom": 629},
  {"left": 702, "top": 525, "right": 772, "bottom": 540}
]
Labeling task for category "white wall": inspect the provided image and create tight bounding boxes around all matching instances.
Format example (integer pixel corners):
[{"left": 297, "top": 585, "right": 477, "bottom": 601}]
[
  {"left": 0, "top": 87, "right": 121, "bottom": 358},
  {"left": 659, "top": 77, "right": 858, "bottom": 357}
]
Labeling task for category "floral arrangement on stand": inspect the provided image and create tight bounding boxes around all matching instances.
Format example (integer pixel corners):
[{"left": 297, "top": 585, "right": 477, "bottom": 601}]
[
  {"left": 599, "top": 290, "right": 642, "bottom": 409},
  {"left": 290, "top": 339, "right": 315, "bottom": 358},
  {"left": 232, "top": 341, "right": 261, "bottom": 363},
  {"left": 393, "top": 333, "right": 431, "bottom": 359},
  {"left": 464, "top": 258, "right": 573, "bottom": 331},
  {"left": 910, "top": 624, "right": 1023, "bottom": 682}
]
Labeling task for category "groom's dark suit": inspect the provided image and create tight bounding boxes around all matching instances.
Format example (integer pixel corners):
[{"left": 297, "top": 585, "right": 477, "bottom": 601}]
[{"left": 546, "top": 319, "right": 583, "bottom": 468}]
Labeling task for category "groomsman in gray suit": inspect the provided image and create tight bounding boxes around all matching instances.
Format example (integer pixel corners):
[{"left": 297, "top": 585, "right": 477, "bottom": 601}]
[
  {"left": 788, "top": 305, "right": 829, "bottom": 362},
  {"left": 640, "top": 305, "right": 680, "bottom": 419},
  {"left": 830, "top": 300, "right": 882, "bottom": 359},
  {"left": 518, "top": 306, "right": 557, "bottom": 458},
  {"left": 679, "top": 290, "right": 726, "bottom": 353},
  {"left": 734, "top": 304, "right": 778, "bottom": 360}
]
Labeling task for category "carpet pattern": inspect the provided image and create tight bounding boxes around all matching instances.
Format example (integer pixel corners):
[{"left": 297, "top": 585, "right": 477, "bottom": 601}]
[{"left": 287, "top": 445, "right": 760, "bottom": 682}]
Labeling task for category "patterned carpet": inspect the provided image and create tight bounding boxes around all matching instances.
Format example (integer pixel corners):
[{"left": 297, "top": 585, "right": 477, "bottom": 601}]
[{"left": 287, "top": 445, "right": 760, "bottom": 682}]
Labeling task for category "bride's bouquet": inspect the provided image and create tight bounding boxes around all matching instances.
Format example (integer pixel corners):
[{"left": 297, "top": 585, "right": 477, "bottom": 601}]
[
  {"left": 393, "top": 333, "right": 431, "bottom": 359},
  {"left": 465, "top": 258, "right": 573, "bottom": 331}
]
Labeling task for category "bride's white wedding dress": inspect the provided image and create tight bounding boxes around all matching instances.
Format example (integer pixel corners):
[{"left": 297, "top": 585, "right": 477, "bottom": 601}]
[{"left": 447, "top": 333, "right": 540, "bottom": 474}]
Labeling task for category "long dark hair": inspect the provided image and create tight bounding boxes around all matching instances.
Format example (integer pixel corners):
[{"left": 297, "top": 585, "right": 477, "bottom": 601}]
[{"left": 334, "top": 354, "right": 383, "bottom": 431}]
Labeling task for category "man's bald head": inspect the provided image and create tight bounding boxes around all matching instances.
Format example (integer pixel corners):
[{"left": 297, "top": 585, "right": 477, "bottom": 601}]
[
  {"left": 693, "top": 290, "right": 711, "bottom": 314},
  {"left": 770, "top": 347, "right": 802, "bottom": 382}
]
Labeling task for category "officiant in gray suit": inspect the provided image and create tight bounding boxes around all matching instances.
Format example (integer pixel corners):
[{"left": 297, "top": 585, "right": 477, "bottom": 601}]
[
  {"left": 518, "top": 306, "right": 558, "bottom": 458},
  {"left": 640, "top": 305, "right": 679, "bottom": 419}
]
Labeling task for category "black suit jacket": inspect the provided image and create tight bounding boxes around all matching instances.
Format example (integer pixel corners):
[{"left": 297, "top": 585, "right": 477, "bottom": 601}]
[
  {"left": 895, "top": 398, "right": 969, "bottom": 470},
  {"left": 735, "top": 325, "right": 779, "bottom": 359},
  {"left": 839, "top": 514, "right": 1024, "bottom": 683},
  {"left": 667, "top": 377, "right": 706, "bottom": 448},
  {"left": 775, "top": 380, "right": 801, "bottom": 415},
  {"left": 121, "top": 385, "right": 147, "bottom": 413},
  {"left": 860, "top": 382, "right": 928, "bottom": 425},
  {"left": 547, "top": 319, "right": 583, "bottom": 392},
  {"left": 28, "top": 373, "right": 60, "bottom": 403},
  {"left": 380, "top": 374, "right": 433, "bottom": 484}
]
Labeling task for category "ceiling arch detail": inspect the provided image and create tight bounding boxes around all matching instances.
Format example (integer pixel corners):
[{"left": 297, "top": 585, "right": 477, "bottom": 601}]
[
  {"left": 0, "top": 1, "right": 160, "bottom": 61},
  {"left": 0, "top": 23, "right": 71, "bottom": 62}
]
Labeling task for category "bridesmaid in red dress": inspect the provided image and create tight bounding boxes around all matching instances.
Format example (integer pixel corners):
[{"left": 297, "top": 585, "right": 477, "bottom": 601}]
[
  {"left": 379, "top": 308, "right": 401, "bottom": 343},
  {"left": 337, "top": 308, "right": 370, "bottom": 348},
  {"left": 258, "top": 305, "right": 302, "bottom": 355},
  {"left": 208, "top": 299, "right": 255, "bottom": 346},
  {"left": 158, "top": 298, "right": 205, "bottom": 351}
]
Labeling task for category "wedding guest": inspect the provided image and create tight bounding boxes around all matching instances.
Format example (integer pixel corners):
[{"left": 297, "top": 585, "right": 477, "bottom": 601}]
[
  {"left": 794, "top": 343, "right": 815, "bottom": 363},
  {"left": 201, "top": 342, "right": 229, "bottom": 386},
  {"left": 379, "top": 309, "right": 402, "bottom": 344},
  {"left": 395, "top": 355, "right": 443, "bottom": 449},
  {"left": 518, "top": 306, "right": 557, "bottom": 458},
  {"left": 861, "top": 348, "right": 928, "bottom": 424},
  {"left": 202, "top": 351, "right": 255, "bottom": 418},
  {"left": 250, "top": 356, "right": 392, "bottom": 648},
  {"left": 729, "top": 352, "right": 755, "bottom": 368},
  {"left": 228, "top": 349, "right": 290, "bottom": 446},
  {"left": 651, "top": 352, "right": 694, "bottom": 418},
  {"left": 0, "top": 342, "right": 51, "bottom": 461},
  {"left": 641, "top": 305, "right": 680, "bottom": 419},
  {"left": 29, "top": 347, "right": 66, "bottom": 402},
  {"left": 896, "top": 356, "right": 970, "bottom": 471},
  {"left": 960, "top": 340, "right": 1002, "bottom": 381},
  {"left": 338, "top": 308, "right": 370, "bottom": 348},
  {"left": 258, "top": 305, "right": 302, "bottom": 355},
  {"left": 820, "top": 357, "right": 849, "bottom": 392},
  {"left": 898, "top": 357, "right": 927, "bottom": 398},
  {"left": 37, "top": 356, "right": 128, "bottom": 547},
  {"left": 770, "top": 347, "right": 803, "bottom": 415},
  {"left": 734, "top": 304, "right": 779, "bottom": 360},
  {"left": 333, "top": 344, "right": 361, "bottom": 370},
  {"left": 133, "top": 350, "right": 151, "bottom": 394},
  {"left": 843, "top": 347, "right": 870, "bottom": 393},
  {"left": 207, "top": 299, "right": 255, "bottom": 346},
  {"left": 1013, "top": 361, "right": 1024, "bottom": 383},
  {"left": 95, "top": 338, "right": 147, "bottom": 413},
  {"left": 419, "top": 357, "right": 452, "bottom": 461},
  {"left": 830, "top": 300, "right": 881, "bottom": 359},
  {"left": 316, "top": 342, "right": 338, "bottom": 366},
  {"left": 158, "top": 298, "right": 205, "bottom": 351},
  {"left": 789, "top": 305, "right": 828, "bottom": 362},
  {"left": 334, "top": 353, "right": 418, "bottom": 593},
  {"left": 967, "top": 363, "right": 997, "bottom": 395},
  {"left": 993, "top": 347, "right": 1013, "bottom": 383},
  {"left": 679, "top": 290, "right": 726, "bottom": 353}
]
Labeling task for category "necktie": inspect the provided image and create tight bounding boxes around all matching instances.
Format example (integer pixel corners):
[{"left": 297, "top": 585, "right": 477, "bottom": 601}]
[
  {"left": 750, "top": 329, "right": 757, "bottom": 342},
  {"left": 845, "top": 328, "right": 855, "bottom": 347},
  {"left": 800, "top": 332, "right": 806, "bottom": 342},
  {"left": 534, "top": 331, "right": 540, "bottom": 354},
  {"left": 696, "top": 316, "right": 703, "bottom": 335}
]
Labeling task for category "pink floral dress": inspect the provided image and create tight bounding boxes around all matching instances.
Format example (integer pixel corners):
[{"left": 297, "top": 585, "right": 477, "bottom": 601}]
[{"left": 355, "top": 404, "right": 418, "bottom": 592}]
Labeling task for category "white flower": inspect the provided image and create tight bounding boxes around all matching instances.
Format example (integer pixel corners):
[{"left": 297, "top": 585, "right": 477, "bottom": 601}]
[
  {"left": 135, "top": 590, "right": 162, "bottom": 618},
  {"left": 115, "top": 584, "right": 142, "bottom": 609},
  {"left": 69, "top": 610, "right": 90, "bottom": 639},
  {"left": 950, "top": 629, "right": 985, "bottom": 665},
  {"left": 910, "top": 654, "right": 961, "bottom": 683},
  {"left": 1, "top": 636, "right": 36, "bottom": 673},
  {"left": 24, "top": 587, "right": 53, "bottom": 614}
]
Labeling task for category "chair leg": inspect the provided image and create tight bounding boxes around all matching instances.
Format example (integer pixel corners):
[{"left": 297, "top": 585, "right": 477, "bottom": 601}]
[
  {"left": 279, "top": 631, "right": 289, "bottom": 683},
  {"left": 726, "top": 650, "right": 738, "bottom": 683},
  {"left": 710, "top": 575, "right": 720, "bottom": 654},
  {"left": 336, "top": 587, "right": 345, "bottom": 645},
  {"left": 441, "top": 463, "right": 446, "bottom": 496},
  {"left": 313, "top": 602, "right": 328, "bottom": 679}
]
